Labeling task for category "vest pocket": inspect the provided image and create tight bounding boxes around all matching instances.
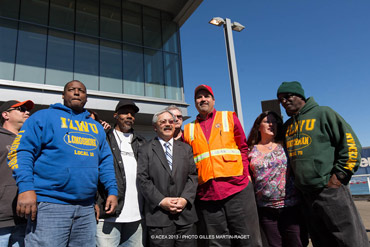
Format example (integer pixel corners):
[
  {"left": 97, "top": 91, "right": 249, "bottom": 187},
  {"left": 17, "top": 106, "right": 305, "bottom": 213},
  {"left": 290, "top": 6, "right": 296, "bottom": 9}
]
[{"left": 222, "top": 154, "right": 238, "bottom": 162}]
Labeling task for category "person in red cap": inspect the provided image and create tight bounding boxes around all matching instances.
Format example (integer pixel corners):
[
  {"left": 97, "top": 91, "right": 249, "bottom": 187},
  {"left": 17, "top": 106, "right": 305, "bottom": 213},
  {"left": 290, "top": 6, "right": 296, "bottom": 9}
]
[
  {"left": 0, "top": 100, "right": 33, "bottom": 247},
  {"left": 184, "top": 85, "right": 262, "bottom": 247}
]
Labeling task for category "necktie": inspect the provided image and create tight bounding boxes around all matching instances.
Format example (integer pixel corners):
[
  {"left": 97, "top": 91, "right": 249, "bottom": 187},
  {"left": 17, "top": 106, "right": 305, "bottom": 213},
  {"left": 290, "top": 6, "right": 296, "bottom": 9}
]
[{"left": 164, "top": 142, "right": 172, "bottom": 170}]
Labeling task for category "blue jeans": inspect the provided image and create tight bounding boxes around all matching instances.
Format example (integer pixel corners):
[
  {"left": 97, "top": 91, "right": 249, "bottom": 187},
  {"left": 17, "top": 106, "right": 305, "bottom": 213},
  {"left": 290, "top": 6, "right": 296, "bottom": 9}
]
[
  {"left": 0, "top": 224, "right": 26, "bottom": 247},
  {"left": 96, "top": 220, "right": 144, "bottom": 247},
  {"left": 25, "top": 202, "right": 96, "bottom": 247}
]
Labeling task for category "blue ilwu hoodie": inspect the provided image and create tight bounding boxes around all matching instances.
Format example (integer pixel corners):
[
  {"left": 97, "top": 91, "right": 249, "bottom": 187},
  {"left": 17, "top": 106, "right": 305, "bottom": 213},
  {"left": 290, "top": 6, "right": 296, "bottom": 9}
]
[{"left": 9, "top": 103, "right": 117, "bottom": 205}]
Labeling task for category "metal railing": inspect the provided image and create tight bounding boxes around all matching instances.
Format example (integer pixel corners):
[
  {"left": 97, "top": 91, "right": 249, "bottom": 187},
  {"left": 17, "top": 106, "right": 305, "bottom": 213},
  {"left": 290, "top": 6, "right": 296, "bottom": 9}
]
[{"left": 349, "top": 174, "right": 370, "bottom": 195}]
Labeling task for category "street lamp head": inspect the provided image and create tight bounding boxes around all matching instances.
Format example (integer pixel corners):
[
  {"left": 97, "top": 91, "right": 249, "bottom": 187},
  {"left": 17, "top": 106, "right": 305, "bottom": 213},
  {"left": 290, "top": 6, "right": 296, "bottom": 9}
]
[
  {"left": 232, "top": 22, "right": 245, "bottom": 32},
  {"left": 209, "top": 17, "right": 225, "bottom": 26}
]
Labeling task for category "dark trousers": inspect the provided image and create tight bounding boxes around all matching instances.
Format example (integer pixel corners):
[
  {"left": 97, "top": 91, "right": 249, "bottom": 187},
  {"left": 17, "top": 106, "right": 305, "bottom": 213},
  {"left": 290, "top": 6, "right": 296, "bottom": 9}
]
[
  {"left": 258, "top": 206, "right": 303, "bottom": 247},
  {"left": 302, "top": 185, "right": 368, "bottom": 247},
  {"left": 198, "top": 182, "right": 262, "bottom": 247},
  {"left": 148, "top": 223, "right": 196, "bottom": 247}
]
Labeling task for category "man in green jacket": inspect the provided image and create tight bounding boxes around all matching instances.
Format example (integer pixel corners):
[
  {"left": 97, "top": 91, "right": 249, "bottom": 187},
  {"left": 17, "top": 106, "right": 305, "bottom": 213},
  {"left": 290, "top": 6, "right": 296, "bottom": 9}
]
[{"left": 277, "top": 81, "right": 368, "bottom": 247}]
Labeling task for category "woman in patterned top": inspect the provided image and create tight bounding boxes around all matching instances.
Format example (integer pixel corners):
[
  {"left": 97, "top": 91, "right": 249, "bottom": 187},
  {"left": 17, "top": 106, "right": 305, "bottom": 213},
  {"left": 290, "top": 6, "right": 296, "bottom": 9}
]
[{"left": 247, "top": 111, "right": 302, "bottom": 247}]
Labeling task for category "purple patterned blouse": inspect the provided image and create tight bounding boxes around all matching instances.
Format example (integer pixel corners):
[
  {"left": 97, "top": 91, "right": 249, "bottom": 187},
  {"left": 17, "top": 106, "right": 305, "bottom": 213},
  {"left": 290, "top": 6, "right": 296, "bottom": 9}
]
[{"left": 248, "top": 144, "right": 299, "bottom": 208}]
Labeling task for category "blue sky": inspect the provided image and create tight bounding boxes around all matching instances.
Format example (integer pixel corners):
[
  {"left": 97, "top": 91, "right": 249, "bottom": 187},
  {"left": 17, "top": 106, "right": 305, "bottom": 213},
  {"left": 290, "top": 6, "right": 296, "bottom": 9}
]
[{"left": 180, "top": 0, "right": 370, "bottom": 147}]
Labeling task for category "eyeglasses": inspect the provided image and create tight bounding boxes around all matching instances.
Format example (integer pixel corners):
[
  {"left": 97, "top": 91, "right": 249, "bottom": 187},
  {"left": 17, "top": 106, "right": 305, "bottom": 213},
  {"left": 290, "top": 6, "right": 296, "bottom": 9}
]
[
  {"left": 175, "top": 115, "right": 183, "bottom": 120},
  {"left": 7, "top": 106, "right": 28, "bottom": 113},
  {"left": 278, "top": 93, "right": 295, "bottom": 103},
  {"left": 158, "top": 119, "right": 174, "bottom": 125}
]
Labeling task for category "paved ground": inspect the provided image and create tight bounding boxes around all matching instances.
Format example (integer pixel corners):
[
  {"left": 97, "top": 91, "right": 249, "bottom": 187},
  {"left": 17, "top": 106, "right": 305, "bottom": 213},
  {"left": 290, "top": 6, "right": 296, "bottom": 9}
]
[{"left": 355, "top": 199, "right": 370, "bottom": 243}]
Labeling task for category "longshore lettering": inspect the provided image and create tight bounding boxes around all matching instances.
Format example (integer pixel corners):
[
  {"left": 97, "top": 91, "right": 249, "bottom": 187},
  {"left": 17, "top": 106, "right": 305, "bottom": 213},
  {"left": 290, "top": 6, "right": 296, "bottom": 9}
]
[
  {"left": 7, "top": 131, "right": 24, "bottom": 170},
  {"left": 345, "top": 133, "right": 358, "bottom": 171},
  {"left": 67, "top": 135, "right": 97, "bottom": 147}
]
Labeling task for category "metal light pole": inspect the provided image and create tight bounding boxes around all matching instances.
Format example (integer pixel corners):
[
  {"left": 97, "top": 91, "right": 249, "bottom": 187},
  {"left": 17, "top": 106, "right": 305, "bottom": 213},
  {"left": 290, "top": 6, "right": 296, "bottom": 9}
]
[{"left": 209, "top": 17, "right": 245, "bottom": 128}]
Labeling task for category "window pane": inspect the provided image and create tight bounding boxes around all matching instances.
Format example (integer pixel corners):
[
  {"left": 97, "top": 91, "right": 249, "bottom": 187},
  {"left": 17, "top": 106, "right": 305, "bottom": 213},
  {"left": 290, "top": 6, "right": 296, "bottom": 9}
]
[
  {"left": 50, "top": 0, "right": 75, "bottom": 32},
  {"left": 15, "top": 23, "right": 47, "bottom": 84},
  {"left": 123, "top": 44, "right": 144, "bottom": 96},
  {"left": 0, "top": 19, "right": 17, "bottom": 80},
  {"left": 76, "top": 0, "right": 99, "bottom": 36},
  {"left": 162, "top": 20, "right": 178, "bottom": 53},
  {"left": 144, "top": 48, "right": 164, "bottom": 98},
  {"left": 46, "top": 30, "right": 74, "bottom": 86},
  {"left": 143, "top": 15, "right": 161, "bottom": 49},
  {"left": 122, "top": 2, "right": 142, "bottom": 45},
  {"left": 74, "top": 35, "right": 99, "bottom": 90},
  {"left": 164, "top": 53, "right": 182, "bottom": 100},
  {"left": 0, "top": 0, "right": 20, "bottom": 19},
  {"left": 100, "top": 40, "right": 123, "bottom": 93},
  {"left": 20, "top": 0, "right": 49, "bottom": 25},
  {"left": 100, "top": 0, "right": 121, "bottom": 41}
]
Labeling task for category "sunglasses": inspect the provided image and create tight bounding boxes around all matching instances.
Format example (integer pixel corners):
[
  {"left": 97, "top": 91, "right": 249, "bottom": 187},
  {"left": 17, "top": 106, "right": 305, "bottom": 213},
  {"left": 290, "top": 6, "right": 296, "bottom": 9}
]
[
  {"left": 158, "top": 119, "right": 174, "bottom": 125},
  {"left": 278, "top": 93, "right": 295, "bottom": 102},
  {"left": 175, "top": 115, "right": 183, "bottom": 120},
  {"left": 7, "top": 106, "right": 28, "bottom": 113}
]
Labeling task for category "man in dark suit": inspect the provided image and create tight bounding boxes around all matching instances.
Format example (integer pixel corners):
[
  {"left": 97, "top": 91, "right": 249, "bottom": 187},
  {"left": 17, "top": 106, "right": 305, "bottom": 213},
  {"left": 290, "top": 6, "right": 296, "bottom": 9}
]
[{"left": 137, "top": 109, "right": 198, "bottom": 247}]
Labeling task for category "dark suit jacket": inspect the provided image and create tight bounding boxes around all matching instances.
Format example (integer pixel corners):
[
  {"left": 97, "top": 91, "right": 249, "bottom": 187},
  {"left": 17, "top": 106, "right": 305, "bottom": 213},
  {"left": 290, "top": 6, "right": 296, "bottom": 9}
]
[{"left": 137, "top": 138, "right": 198, "bottom": 227}]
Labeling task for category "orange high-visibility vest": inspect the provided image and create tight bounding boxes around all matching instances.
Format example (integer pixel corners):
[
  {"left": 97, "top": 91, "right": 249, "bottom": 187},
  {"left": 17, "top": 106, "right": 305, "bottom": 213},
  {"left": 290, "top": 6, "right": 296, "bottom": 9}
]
[{"left": 184, "top": 111, "right": 243, "bottom": 185}]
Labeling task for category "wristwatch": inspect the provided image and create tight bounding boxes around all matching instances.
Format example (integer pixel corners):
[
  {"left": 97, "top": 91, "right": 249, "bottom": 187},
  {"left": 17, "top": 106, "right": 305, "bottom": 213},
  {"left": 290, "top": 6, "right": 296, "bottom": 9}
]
[{"left": 335, "top": 171, "right": 348, "bottom": 185}]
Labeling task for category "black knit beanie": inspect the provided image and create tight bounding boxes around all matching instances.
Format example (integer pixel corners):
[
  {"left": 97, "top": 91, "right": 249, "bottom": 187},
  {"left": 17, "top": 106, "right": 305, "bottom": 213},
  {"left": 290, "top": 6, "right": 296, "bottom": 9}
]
[{"left": 277, "top": 81, "right": 305, "bottom": 99}]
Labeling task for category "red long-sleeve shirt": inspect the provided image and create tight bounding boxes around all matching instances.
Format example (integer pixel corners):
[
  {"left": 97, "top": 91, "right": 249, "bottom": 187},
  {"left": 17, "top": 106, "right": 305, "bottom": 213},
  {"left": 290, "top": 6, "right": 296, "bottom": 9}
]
[{"left": 196, "top": 109, "right": 250, "bottom": 201}]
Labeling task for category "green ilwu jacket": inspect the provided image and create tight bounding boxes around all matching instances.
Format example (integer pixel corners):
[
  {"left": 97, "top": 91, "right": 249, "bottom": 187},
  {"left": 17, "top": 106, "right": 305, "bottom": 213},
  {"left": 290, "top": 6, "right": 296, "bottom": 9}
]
[{"left": 283, "top": 97, "right": 361, "bottom": 193}]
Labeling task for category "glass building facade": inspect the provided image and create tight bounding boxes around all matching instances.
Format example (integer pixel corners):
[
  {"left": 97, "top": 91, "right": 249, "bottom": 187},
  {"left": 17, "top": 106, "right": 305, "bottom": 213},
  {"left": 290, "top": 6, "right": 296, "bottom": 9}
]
[{"left": 0, "top": 0, "right": 183, "bottom": 101}]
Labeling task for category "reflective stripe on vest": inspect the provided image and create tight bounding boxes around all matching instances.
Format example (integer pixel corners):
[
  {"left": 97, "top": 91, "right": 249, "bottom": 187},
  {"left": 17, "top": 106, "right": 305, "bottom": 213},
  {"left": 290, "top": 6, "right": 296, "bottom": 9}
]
[
  {"left": 194, "top": 151, "right": 210, "bottom": 163},
  {"left": 189, "top": 122, "right": 195, "bottom": 142},
  {"left": 222, "top": 111, "right": 229, "bottom": 132},
  {"left": 194, "top": 148, "right": 241, "bottom": 163}
]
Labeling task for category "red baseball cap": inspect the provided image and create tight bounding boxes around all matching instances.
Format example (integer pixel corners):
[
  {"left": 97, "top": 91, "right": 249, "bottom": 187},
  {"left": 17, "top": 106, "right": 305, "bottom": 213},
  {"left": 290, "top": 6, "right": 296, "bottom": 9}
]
[{"left": 194, "top": 84, "right": 214, "bottom": 98}]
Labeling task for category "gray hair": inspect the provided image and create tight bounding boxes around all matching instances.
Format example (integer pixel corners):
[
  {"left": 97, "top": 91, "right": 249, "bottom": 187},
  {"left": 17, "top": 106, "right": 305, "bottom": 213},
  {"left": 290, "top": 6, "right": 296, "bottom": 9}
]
[
  {"left": 152, "top": 110, "right": 175, "bottom": 125},
  {"left": 164, "top": 105, "right": 182, "bottom": 114}
]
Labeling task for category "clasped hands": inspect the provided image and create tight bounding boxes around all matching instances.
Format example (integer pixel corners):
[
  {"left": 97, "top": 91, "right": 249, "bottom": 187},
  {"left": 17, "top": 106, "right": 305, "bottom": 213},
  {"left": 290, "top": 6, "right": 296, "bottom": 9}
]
[{"left": 159, "top": 197, "right": 187, "bottom": 214}]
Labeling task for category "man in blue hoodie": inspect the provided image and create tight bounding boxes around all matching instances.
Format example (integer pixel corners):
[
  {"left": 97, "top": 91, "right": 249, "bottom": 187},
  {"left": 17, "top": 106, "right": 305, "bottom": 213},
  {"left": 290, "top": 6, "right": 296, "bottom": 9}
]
[{"left": 8, "top": 80, "right": 118, "bottom": 247}]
